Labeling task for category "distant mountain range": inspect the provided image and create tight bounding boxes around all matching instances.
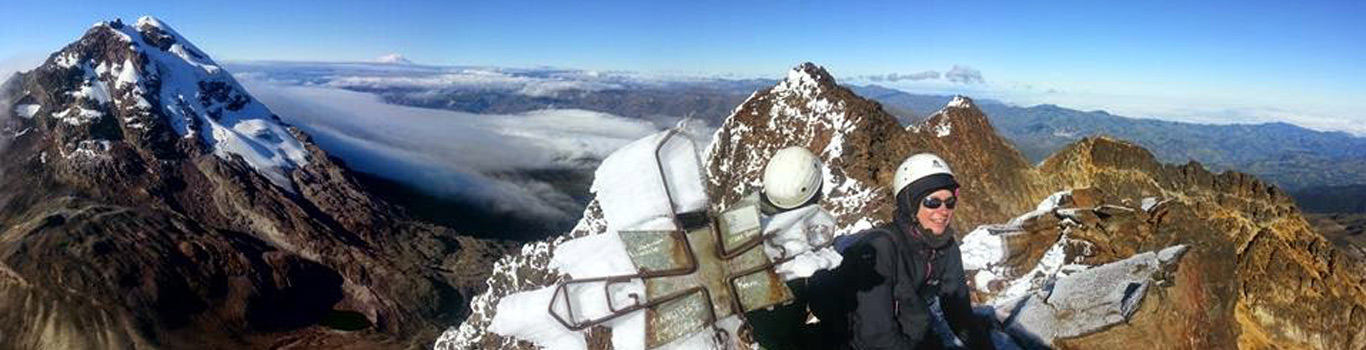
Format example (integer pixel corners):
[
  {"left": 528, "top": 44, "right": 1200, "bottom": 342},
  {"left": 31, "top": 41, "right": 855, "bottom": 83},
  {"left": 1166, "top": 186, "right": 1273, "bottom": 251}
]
[
  {"left": 850, "top": 87, "right": 1366, "bottom": 192},
  {"left": 229, "top": 61, "right": 1366, "bottom": 215}
]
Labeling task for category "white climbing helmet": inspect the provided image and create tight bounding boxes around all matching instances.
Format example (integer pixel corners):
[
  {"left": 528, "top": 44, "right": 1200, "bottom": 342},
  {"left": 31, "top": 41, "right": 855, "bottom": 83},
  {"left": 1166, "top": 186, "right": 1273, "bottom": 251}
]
[
  {"left": 763, "top": 146, "right": 824, "bottom": 210},
  {"left": 893, "top": 153, "right": 954, "bottom": 197}
]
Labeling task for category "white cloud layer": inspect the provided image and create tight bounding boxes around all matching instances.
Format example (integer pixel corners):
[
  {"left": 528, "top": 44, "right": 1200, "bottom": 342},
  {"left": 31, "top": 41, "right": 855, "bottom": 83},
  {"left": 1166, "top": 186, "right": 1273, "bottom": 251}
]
[{"left": 238, "top": 77, "right": 662, "bottom": 222}]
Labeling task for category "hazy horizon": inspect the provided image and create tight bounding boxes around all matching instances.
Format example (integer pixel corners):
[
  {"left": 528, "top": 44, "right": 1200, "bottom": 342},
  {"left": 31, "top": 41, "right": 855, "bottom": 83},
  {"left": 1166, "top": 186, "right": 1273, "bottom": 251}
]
[{"left": 3, "top": 0, "right": 1363, "bottom": 135}]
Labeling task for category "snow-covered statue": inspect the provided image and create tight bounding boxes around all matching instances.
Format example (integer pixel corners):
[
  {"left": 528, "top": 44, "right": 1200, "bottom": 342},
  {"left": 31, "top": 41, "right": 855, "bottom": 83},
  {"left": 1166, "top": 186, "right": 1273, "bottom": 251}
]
[
  {"left": 739, "top": 146, "right": 844, "bottom": 350},
  {"left": 485, "top": 130, "right": 840, "bottom": 350}
]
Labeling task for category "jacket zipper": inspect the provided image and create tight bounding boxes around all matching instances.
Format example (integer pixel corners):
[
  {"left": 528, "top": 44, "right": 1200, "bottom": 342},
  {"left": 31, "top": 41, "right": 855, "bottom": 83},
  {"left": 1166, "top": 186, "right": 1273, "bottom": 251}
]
[{"left": 927, "top": 249, "right": 936, "bottom": 283}]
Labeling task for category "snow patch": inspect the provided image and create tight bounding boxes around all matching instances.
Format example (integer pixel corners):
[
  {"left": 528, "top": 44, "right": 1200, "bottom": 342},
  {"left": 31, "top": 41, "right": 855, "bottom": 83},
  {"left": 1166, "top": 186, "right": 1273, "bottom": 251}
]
[
  {"left": 70, "top": 62, "right": 113, "bottom": 104},
  {"left": 961, "top": 191, "right": 1075, "bottom": 296},
  {"left": 54, "top": 52, "right": 80, "bottom": 68},
  {"left": 14, "top": 104, "right": 40, "bottom": 119},
  {"left": 960, "top": 227, "right": 1005, "bottom": 272},
  {"left": 489, "top": 233, "right": 645, "bottom": 350},
  {"left": 770, "top": 65, "right": 824, "bottom": 104},
  {"left": 115, "top": 58, "right": 141, "bottom": 88},
  {"left": 593, "top": 131, "right": 709, "bottom": 232},
  {"left": 489, "top": 287, "right": 588, "bottom": 349},
  {"left": 991, "top": 236, "right": 1074, "bottom": 304},
  {"left": 1010, "top": 191, "right": 1071, "bottom": 226},
  {"left": 96, "top": 16, "right": 312, "bottom": 190},
  {"left": 947, "top": 95, "right": 973, "bottom": 109},
  {"left": 52, "top": 107, "right": 105, "bottom": 125},
  {"left": 934, "top": 121, "right": 952, "bottom": 137}
]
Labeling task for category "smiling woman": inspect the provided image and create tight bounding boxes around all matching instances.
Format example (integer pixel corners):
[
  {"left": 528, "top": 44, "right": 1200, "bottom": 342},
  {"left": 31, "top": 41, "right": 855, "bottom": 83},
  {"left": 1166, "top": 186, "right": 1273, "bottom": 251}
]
[{"left": 815, "top": 152, "right": 997, "bottom": 349}]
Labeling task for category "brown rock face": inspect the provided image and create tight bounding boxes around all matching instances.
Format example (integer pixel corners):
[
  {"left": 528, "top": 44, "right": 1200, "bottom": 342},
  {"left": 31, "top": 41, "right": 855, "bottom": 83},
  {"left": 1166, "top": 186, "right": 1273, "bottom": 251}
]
[
  {"left": 703, "top": 64, "right": 1047, "bottom": 235},
  {"left": 0, "top": 18, "right": 510, "bottom": 349},
  {"left": 911, "top": 96, "right": 1051, "bottom": 231},
  {"left": 1035, "top": 137, "right": 1366, "bottom": 349},
  {"left": 704, "top": 62, "right": 912, "bottom": 230}
]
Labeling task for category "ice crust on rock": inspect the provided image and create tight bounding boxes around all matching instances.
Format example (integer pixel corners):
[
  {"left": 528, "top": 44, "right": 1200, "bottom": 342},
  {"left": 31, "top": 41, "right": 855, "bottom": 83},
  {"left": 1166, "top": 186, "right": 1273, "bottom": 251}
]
[
  {"left": 14, "top": 104, "right": 41, "bottom": 119},
  {"left": 961, "top": 190, "right": 1073, "bottom": 295},
  {"left": 1001, "top": 245, "right": 1188, "bottom": 343}
]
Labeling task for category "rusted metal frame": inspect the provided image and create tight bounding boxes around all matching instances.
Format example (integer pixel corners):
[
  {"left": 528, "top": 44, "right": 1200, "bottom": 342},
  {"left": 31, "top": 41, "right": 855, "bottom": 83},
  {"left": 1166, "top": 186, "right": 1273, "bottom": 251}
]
[
  {"left": 652, "top": 128, "right": 689, "bottom": 232},
  {"left": 548, "top": 227, "right": 707, "bottom": 330},
  {"left": 550, "top": 127, "right": 829, "bottom": 335},
  {"left": 722, "top": 229, "right": 838, "bottom": 311},
  {"left": 714, "top": 211, "right": 836, "bottom": 262},
  {"left": 550, "top": 279, "right": 718, "bottom": 331},
  {"left": 550, "top": 273, "right": 637, "bottom": 330},
  {"left": 546, "top": 128, "right": 715, "bottom": 330},
  {"left": 604, "top": 276, "right": 641, "bottom": 313}
]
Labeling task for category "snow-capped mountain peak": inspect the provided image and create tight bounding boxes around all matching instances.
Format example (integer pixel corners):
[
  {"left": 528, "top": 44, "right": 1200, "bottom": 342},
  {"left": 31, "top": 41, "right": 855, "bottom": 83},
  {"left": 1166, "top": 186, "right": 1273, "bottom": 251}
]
[
  {"left": 946, "top": 94, "right": 975, "bottom": 109},
  {"left": 375, "top": 53, "right": 414, "bottom": 64},
  {"left": 772, "top": 62, "right": 835, "bottom": 98},
  {"left": 915, "top": 95, "right": 984, "bottom": 137},
  {"left": 2, "top": 17, "right": 511, "bottom": 349},
  {"left": 25, "top": 16, "right": 310, "bottom": 190},
  {"left": 705, "top": 62, "right": 908, "bottom": 235}
]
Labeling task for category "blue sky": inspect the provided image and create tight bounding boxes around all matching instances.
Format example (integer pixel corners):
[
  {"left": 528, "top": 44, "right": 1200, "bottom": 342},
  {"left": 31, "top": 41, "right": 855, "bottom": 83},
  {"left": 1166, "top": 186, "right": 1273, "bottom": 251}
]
[{"left": 2, "top": 0, "right": 1364, "bottom": 134}]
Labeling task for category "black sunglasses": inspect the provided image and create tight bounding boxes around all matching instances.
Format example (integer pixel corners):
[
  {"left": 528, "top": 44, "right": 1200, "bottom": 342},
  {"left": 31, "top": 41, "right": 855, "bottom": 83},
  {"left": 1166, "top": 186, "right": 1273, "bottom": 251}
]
[{"left": 922, "top": 196, "right": 957, "bottom": 209}]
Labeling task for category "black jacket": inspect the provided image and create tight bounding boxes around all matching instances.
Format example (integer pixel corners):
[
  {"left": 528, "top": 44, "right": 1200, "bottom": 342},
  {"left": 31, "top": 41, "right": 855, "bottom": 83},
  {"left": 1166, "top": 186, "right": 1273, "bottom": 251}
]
[{"left": 847, "top": 224, "right": 995, "bottom": 350}]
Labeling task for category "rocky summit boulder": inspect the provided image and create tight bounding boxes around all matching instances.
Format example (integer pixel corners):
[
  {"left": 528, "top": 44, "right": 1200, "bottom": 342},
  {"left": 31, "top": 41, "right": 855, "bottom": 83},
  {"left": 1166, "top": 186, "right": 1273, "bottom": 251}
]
[
  {"left": 1034, "top": 137, "right": 1366, "bottom": 349},
  {"left": 0, "top": 17, "right": 509, "bottom": 349}
]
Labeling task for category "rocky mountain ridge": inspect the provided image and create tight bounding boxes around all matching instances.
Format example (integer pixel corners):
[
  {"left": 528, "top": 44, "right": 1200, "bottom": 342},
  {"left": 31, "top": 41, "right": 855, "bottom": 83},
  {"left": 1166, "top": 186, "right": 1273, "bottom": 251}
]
[
  {"left": 438, "top": 63, "right": 1366, "bottom": 349},
  {"left": 0, "top": 17, "right": 508, "bottom": 349}
]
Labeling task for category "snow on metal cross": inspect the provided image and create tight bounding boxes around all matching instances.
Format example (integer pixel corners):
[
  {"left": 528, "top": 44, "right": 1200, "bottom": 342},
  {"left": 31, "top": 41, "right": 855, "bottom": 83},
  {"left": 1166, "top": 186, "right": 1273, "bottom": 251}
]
[{"left": 546, "top": 129, "right": 794, "bottom": 349}]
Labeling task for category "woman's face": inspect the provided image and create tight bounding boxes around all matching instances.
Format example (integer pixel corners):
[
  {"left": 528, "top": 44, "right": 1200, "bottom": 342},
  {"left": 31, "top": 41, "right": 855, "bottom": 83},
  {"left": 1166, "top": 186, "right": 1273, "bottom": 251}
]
[{"left": 916, "top": 189, "right": 955, "bottom": 235}]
